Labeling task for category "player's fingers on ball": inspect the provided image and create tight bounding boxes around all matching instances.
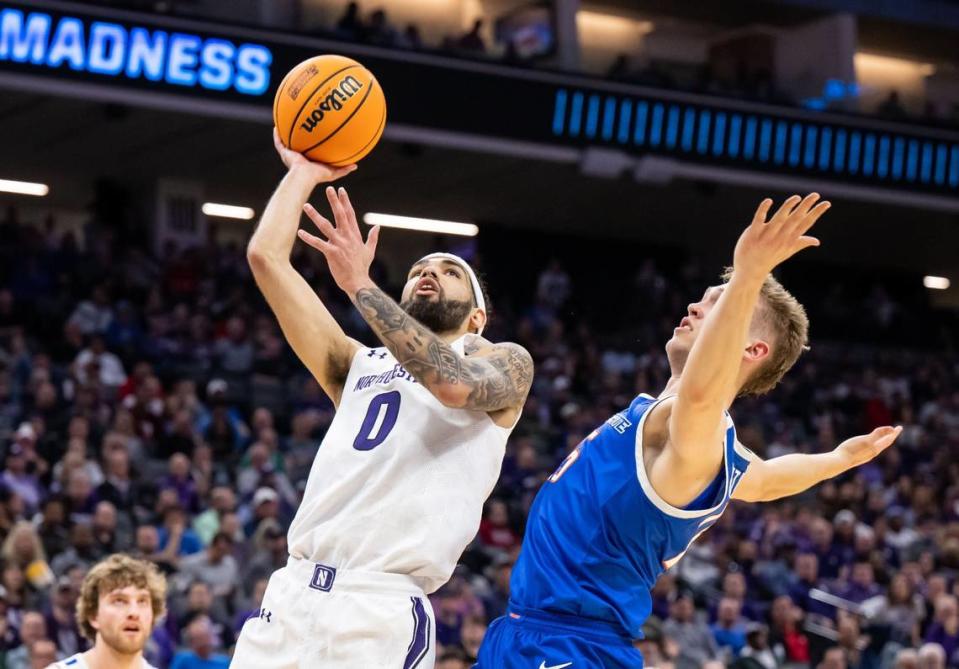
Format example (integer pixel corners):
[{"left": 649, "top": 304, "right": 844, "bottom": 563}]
[
  {"left": 273, "top": 127, "right": 283, "bottom": 151},
  {"left": 751, "top": 199, "right": 773, "bottom": 226}
]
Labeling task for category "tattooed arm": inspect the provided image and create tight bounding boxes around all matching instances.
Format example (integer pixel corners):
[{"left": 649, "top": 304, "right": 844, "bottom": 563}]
[
  {"left": 293, "top": 185, "right": 532, "bottom": 413},
  {"left": 351, "top": 286, "right": 533, "bottom": 412}
]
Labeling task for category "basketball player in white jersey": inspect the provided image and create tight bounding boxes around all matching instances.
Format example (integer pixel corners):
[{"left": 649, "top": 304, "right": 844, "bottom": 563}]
[
  {"left": 232, "top": 129, "right": 532, "bottom": 668},
  {"left": 48, "top": 554, "right": 166, "bottom": 669}
]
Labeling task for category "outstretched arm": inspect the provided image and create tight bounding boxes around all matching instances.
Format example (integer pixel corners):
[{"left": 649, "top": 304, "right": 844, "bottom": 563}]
[
  {"left": 732, "top": 426, "right": 902, "bottom": 502},
  {"left": 247, "top": 129, "right": 359, "bottom": 405},
  {"left": 665, "top": 195, "right": 831, "bottom": 470},
  {"left": 296, "top": 187, "right": 533, "bottom": 413}
]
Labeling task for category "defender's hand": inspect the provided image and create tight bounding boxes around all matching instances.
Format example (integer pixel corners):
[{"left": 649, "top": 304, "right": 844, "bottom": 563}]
[
  {"left": 835, "top": 425, "right": 902, "bottom": 468},
  {"left": 298, "top": 186, "right": 381, "bottom": 296},
  {"left": 273, "top": 127, "right": 356, "bottom": 183},
  {"left": 733, "top": 193, "right": 831, "bottom": 282}
]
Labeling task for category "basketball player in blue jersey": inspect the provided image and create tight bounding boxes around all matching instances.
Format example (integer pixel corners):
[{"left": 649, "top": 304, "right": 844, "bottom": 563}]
[{"left": 476, "top": 193, "right": 904, "bottom": 669}]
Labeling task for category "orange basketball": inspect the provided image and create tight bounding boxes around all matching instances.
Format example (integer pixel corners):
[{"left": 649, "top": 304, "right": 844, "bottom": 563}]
[{"left": 273, "top": 55, "right": 386, "bottom": 166}]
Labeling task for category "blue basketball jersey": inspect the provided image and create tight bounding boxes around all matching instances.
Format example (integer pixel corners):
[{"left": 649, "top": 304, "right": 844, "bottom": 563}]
[{"left": 509, "top": 393, "right": 752, "bottom": 639}]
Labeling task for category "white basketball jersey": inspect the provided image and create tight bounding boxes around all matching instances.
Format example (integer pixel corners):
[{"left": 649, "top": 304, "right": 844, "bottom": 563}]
[
  {"left": 287, "top": 336, "right": 514, "bottom": 594},
  {"left": 54, "top": 653, "right": 156, "bottom": 668}
]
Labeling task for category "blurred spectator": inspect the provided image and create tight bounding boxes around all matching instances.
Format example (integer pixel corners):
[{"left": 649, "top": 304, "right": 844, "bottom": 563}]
[
  {"left": 819, "top": 646, "right": 848, "bottom": 669},
  {"left": 242, "top": 526, "right": 286, "bottom": 586},
  {"left": 74, "top": 335, "right": 126, "bottom": 388},
  {"left": 28, "top": 638, "right": 58, "bottom": 668},
  {"left": 477, "top": 499, "right": 518, "bottom": 553},
  {"left": 37, "top": 496, "right": 70, "bottom": 558},
  {"left": 397, "top": 24, "right": 423, "bottom": 50},
  {"left": 232, "top": 577, "right": 268, "bottom": 638},
  {"left": 50, "top": 524, "right": 98, "bottom": 575},
  {"left": 6, "top": 611, "right": 46, "bottom": 669},
  {"left": 366, "top": 9, "right": 398, "bottom": 46},
  {"left": 481, "top": 554, "right": 513, "bottom": 620},
  {"left": 879, "top": 91, "right": 908, "bottom": 120},
  {"left": 711, "top": 596, "right": 748, "bottom": 657},
  {"left": 456, "top": 19, "right": 486, "bottom": 53},
  {"left": 1, "top": 444, "right": 42, "bottom": 515},
  {"left": 170, "top": 615, "right": 229, "bottom": 669},
  {"left": 436, "top": 647, "right": 471, "bottom": 669},
  {"left": 156, "top": 503, "right": 203, "bottom": 557},
  {"left": 896, "top": 648, "right": 920, "bottom": 669},
  {"left": 193, "top": 486, "right": 236, "bottom": 546},
  {"left": 177, "top": 532, "right": 237, "bottom": 599},
  {"left": 459, "top": 614, "right": 486, "bottom": 661},
  {"left": 662, "top": 593, "right": 719, "bottom": 669},
  {"left": 864, "top": 573, "right": 923, "bottom": 646},
  {"left": 177, "top": 581, "right": 231, "bottom": 650},
  {"left": 925, "top": 596, "right": 959, "bottom": 664},
  {"left": 66, "top": 286, "right": 113, "bottom": 335},
  {"left": 768, "top": 595, "right": 809, "bottom": 664},
  {"left": 536, "top": 259, "right": 571, "bottom": 309},
  {"left": 334, "top": 1, "right": 363, "bottom": 40},
  {"left": 3, "top": 522, "right": 53, "bottom": 590},
  {"left": 214, "top": 317, "right": 254, "bottom": 377},
  {"left": 42, "top": 575, "right": 83, "bottom": 657},
  {"left": 741, "top": 623, "right": 778, "bottom": 669},
  {"left": 918, "top": 642, "right": 947, "bottom": 669}
]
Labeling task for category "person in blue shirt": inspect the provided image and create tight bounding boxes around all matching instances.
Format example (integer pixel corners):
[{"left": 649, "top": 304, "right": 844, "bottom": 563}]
[
  {"left": 711, "top": 597, "right": 748, "bottom": 657},
  {"left": 476, "top": 194, "right": 903, "bottom": 669},
  {"left": 169, "top": 616, "right": 230, "bottom": 669}
]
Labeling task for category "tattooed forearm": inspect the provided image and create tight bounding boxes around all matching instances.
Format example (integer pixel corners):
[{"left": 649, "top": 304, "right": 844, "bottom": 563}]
[{"left": 353, "top": 287, "right": 533, "bottom": 411}]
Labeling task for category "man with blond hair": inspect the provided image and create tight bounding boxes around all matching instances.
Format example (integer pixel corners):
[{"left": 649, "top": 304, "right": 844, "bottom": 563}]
[
  {"left": 478, "top": 194, "right": 903, "bottom": 668},
  {"left": 48, "top": 554, "right": 166, "bottom": 669}
]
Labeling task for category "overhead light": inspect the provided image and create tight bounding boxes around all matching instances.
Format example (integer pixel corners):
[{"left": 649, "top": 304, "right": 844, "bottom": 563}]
[
  {"left": 855, "top": 52, "right": 936, "bottom": 78},
  {"left": 362, "top": 213, "right": 478, "bottom": 237},
  {"left": 0, "top": 179, "right": 49, "bottom": 196},
  {"left": 924, "top": 275, "right": 950, "bottom": 290},
  {"left": 202, "top": 202, "right": 255, "bottom": 220}
]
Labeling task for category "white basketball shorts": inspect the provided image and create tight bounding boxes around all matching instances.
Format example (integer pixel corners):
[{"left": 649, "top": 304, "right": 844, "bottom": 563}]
[{"left": 231, "top": 556, "right": 436, "bottom": 669}]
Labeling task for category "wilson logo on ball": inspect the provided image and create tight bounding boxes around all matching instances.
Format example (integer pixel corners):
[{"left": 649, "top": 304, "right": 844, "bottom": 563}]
[{"left": 300, "top": 76, "right": 365, "bottom": 132}]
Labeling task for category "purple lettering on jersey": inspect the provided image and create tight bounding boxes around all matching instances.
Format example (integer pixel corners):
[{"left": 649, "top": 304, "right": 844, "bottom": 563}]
[{"left": 354, "top": 363, "right": 418, "bottom": 391}]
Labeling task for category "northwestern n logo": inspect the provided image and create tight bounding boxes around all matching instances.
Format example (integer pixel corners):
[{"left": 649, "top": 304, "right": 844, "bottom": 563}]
[{"left": 310, "top": 564, "right": 337, "bottom": 592}]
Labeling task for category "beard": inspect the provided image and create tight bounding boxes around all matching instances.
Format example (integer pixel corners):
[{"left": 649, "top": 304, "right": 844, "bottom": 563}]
[
  {"left": 99, "top": 624, "right": 150, "bottom": 655},
  {"left": 400, "top": 294, "right": 473, "bottom": 334}
]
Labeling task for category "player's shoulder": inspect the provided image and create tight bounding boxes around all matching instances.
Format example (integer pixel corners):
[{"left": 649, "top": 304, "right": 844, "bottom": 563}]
[
  {"left": 462, "top": 334, "right": 531, "bottom": 361},
  {"left": 47, "top": 654, "right": 84, "bottom": 669}
]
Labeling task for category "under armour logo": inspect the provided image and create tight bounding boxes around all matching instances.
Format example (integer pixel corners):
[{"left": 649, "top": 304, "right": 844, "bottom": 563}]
[
  {"left": 256, "top": 608, "right": 272, "bottom": 623},
  {"left": 367, "top": 350, "right": 388, "bottom": 359}
]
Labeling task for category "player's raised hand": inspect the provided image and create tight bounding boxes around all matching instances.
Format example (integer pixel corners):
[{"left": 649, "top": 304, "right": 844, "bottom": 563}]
[
  {"left": 273, "top": 127, "right": 356, "bottom": 183},
  {"left": 733, "top": 193, "right": 831, "bottom": 282},
  {"left": 836, "top": 425, "right": 903, "bottom": 468},
  {"left": 297, "top": 186, "right": 381, "bottom": 296}
]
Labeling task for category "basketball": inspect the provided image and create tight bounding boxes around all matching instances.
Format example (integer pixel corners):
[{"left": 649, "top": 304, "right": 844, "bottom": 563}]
[{"left": 273, "top": 54, "right": 387, "bottom": 166}]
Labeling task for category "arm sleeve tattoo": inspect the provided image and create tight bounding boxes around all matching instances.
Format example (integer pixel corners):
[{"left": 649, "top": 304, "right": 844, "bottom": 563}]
[{"left": 353, "top": 286, "right": 533, "bottom": 411}]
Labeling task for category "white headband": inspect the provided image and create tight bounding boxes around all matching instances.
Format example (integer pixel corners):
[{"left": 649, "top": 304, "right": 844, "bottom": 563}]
[{"left": 417, "top": 252, "right": 486, "bottom": 333}]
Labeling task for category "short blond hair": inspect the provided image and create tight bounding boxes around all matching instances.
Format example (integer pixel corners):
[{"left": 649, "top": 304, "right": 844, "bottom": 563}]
[
  {"left": 76, "top": 554, "right": 167, "bottom": 641},
  {"left": 721, "top": 268, "right": 809, "bottom": 396}
]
